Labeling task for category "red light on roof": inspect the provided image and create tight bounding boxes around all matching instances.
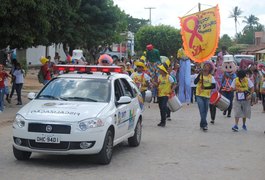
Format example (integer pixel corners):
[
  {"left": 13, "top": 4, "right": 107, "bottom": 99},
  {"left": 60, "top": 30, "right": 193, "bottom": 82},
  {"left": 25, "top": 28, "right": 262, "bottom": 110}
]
[
  {"left": 101, "top": 68, "right": 110, "bottom": 73},
  {"left": 54, "top": 65, "right": 122, "bottom": 74},
  {"left": 69, "top": 67, "right": 75, "bottom": 71},
  {"left": 113, "top": 68, "right": 122, "bottom": 73},
  {"left": 58, "top": 67, "right": 65, "bottom": 71},
  {"left": 79, "top": 67, "right": 86, "bottom": 72},
  {"left": 90, "top": 67, "right": 97, "bottom": 72}
]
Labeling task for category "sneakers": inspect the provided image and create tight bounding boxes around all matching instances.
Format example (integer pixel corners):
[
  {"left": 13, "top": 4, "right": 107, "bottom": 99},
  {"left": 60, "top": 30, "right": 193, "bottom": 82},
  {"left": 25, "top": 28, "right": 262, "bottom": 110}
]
[
  {"left": 227, "top": 114, "right": 231, "bottom": 118},
  {"left": 157, "top": 122, "right": 166, "bottom": 127},
  {"left": 223, "top": 111, "right": 227, "bottom": 115},
  {"left": 242, "top": 124, "right": 247, "bottom": 131},
  {"left": 201, "top": 126, "right": 208, "bottom": 131},
  {"left": 210, "top": 120, "right": 214, "bottom": 124},
  {"left": 232, "top": 125, "right": 239, "bottom": 132}
]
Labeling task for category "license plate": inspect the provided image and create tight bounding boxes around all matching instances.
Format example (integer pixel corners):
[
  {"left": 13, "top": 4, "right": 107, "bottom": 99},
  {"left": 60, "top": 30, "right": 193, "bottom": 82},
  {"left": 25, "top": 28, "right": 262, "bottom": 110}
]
[{"left": 36, "top": 135, "right": 60, "bottom": 144}]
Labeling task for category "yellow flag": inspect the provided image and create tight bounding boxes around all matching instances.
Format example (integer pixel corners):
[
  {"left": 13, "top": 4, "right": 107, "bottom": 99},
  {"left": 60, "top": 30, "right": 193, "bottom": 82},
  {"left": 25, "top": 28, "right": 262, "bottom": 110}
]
[{"left": 180, "top": 5, "right": 220, "bottom": 63}]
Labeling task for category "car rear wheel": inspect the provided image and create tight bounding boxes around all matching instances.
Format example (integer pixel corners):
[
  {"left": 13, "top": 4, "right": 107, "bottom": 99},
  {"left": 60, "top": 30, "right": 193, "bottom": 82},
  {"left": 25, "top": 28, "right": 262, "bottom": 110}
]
[
  {"left": 97, "top": 129, "right": 113, "bottom": 165},
  {"left": 128, "top": 119, "right": 142, "bottom": 147},
  {"left": 13, "top": 146, "right": 31, "bottom": 160}
]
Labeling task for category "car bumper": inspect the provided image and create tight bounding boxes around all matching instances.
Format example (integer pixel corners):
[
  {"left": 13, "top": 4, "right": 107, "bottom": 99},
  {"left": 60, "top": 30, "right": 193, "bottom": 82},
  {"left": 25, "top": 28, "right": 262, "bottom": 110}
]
[{"left": 13, "top": 124, "right": 106, "bottom": 155}]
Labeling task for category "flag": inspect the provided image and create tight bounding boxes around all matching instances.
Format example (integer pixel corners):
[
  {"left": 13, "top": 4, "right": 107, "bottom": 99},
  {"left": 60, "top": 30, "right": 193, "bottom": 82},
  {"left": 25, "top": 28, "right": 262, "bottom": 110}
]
[{"left": 180, "top": 5, "right": 220, "bottom": 63}]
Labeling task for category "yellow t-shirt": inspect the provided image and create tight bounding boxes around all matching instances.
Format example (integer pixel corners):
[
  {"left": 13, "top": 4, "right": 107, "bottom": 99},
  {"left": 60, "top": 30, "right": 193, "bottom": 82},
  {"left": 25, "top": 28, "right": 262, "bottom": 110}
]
[
  {"left": 235, "top": 77, "right": 249, "bottom": 92},
  {"left": 132, "top": 72, "right": 148, "bottom": 92},
  {"left": 158, "top": 74, "right": 172, "bottom": 97},
  {"left": 196, "top": 74, "right": 212, "bottom": 98}
]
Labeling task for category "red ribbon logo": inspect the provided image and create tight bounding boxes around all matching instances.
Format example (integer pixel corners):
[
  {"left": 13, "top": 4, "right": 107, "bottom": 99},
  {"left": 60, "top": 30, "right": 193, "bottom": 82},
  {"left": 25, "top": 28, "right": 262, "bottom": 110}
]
[{"left": 183, "top": 16, "right": 203, "bottom": 48}]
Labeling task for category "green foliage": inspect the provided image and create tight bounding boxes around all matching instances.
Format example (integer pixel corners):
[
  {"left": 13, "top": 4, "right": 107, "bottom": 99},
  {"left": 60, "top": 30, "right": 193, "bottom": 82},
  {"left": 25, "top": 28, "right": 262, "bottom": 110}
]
[
  {"left": 0, "top": 0, "right": 51, "bottom": 49},
  {"left": 135, "top": 25, "right": 182, "bottom": 57},
  {"left": 228, "top": 46, "right": 242, "bottom": 55},
  {"left": 218, "top": 34, "right": 233, "bottom": 51},
  {"left": 126, "top": 15, "right": 149, "bottom": 33},
  {"left": 237, "top": 30, "right": 255, "bottom": 44},
  {"left": 0, "top": 0, "right": 128, "bottom": 50}
]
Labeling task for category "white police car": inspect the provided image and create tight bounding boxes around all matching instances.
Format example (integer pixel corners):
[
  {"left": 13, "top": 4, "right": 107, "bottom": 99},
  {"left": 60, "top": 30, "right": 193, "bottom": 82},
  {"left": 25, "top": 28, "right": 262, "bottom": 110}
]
[{"left": 13, "top": 65, "right": 144, "bottom": 164}]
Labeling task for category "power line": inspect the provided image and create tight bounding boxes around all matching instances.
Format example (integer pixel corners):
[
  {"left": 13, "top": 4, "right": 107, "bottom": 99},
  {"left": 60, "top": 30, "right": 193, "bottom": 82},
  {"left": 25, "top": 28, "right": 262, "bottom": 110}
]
[{"left": 144, "top": 7, "right": 156, "bottom": 25}]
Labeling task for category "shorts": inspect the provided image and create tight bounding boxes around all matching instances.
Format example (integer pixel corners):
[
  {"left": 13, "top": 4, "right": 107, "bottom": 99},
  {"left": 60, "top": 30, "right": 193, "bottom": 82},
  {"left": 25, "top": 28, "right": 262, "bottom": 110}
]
[{"left": 234, "top": 100, "right": 251, "bottom": 119}]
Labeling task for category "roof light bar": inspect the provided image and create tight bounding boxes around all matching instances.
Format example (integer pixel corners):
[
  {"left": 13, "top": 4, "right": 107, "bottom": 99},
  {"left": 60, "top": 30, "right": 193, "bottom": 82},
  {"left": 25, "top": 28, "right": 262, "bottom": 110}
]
[{"left": 54, "top": 65, "right": 122, "bottom": 73}]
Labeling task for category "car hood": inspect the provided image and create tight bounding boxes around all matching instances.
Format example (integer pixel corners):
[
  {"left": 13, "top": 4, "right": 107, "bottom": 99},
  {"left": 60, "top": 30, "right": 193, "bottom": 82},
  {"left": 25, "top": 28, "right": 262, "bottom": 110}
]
[{"left": 18, "top": 100, "right": 109, "bottom": 122}]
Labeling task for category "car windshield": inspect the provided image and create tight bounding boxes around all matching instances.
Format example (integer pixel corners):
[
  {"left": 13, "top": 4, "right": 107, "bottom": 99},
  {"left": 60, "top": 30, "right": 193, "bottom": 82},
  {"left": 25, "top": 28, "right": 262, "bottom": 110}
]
[{"left": 37, "top": 78, "right": 110, "bottom": 102}]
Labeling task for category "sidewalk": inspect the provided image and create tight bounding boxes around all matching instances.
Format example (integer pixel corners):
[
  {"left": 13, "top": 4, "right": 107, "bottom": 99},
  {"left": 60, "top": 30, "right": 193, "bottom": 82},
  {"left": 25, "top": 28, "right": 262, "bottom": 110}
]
[{"left": 1, "top": 68, "right": 42, "bottom": 126}]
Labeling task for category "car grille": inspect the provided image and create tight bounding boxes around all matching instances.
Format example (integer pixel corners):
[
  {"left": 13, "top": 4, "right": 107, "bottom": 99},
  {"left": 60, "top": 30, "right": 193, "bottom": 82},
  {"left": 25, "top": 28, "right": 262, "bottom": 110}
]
[
  {"left": 28, "top": 123, "right": 71, "bottom": 134},
  {"left": 13, "top": 137, "right": 96, "bottom": 151},
  {"left": 29, "top": 140, "right": 70, "bottom": 150}
]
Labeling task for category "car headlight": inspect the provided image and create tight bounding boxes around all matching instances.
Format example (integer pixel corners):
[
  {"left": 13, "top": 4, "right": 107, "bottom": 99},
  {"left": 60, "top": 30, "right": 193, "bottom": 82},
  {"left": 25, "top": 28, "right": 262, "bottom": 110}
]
[
  {"left": 15, "top": 114, "right": 26, "bottom": 128},
  {"left": 78, "top": 118, "right": 104, "bottom": 131}
]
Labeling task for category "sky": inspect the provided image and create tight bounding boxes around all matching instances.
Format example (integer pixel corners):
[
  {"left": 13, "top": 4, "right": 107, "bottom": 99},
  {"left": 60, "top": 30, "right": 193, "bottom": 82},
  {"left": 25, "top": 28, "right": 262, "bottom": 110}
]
[{"left": 113, "top": 0, "right": 265, "bottom": 37}]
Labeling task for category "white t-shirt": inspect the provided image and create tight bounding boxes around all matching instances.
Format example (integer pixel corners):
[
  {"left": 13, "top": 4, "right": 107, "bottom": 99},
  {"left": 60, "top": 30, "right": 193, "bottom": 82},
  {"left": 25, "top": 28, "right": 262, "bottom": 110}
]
[
  {"left": 231, "top": 78, "right": 254, "bottom": 89},
  {"left": 190, "top": 73, "right": 198, "bottom": 87},
  {"left": 13, "top": 69, "right": 24, "bottom": 84}
]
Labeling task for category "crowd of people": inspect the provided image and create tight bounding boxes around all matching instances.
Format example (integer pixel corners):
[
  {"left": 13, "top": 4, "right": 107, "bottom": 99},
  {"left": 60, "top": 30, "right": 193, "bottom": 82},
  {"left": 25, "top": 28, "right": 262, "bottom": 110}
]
[
  {"left": 0, "top": 46, "right": 265, "bottom": 134},
  {"left": 116, "top": 45, "right": 265, "bottom": 132}
]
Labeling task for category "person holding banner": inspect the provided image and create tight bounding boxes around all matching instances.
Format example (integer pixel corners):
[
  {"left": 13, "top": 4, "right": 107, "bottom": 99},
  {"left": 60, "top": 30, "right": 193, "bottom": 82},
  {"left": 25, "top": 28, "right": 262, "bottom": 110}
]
[{"left": 194, "top": 61, "right": 216, "bottom": 131}]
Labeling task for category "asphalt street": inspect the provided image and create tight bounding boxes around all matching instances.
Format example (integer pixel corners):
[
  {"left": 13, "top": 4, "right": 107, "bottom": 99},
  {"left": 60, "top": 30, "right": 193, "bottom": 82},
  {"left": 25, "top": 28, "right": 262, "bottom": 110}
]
[{"left": 0, "top": 92, "right": 265, "bottom": 180}]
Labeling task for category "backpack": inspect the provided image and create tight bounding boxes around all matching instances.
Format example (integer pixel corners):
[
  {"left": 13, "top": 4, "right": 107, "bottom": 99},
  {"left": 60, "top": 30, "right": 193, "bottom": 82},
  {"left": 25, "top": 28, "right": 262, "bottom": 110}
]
[{"left": 37, "top": 68, "right": 45, "bottom": 84}]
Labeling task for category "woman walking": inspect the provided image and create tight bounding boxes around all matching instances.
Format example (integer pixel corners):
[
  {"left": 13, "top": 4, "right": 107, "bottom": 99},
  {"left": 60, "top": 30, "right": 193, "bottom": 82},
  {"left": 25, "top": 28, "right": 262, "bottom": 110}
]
[
  {"left": 194, "top": 61, "right": 216, "bottom": 131},
  {"left": 13, "top": 63, "right": 24, "bottom": 105}
]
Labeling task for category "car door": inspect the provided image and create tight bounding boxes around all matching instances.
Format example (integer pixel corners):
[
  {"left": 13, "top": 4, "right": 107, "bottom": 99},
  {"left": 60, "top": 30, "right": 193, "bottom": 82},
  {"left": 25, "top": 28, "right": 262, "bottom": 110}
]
[
  {"left": 114, "top": 79, "right": 130, "bottom": 139},
  {"left": 119, "top": 78, "right": 138, "bottom": 134}
]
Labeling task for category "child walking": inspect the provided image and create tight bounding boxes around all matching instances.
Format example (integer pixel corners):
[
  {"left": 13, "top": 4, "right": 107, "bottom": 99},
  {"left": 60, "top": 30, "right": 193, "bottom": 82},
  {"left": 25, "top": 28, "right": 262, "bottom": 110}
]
[{"left": 231, "top": 70, "right": 254, "bottom": 131}]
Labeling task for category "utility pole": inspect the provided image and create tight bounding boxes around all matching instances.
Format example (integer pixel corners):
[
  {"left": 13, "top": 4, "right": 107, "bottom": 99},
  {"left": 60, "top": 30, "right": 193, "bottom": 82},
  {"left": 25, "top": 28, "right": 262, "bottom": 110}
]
[{"left": 144, "top": 7, "right": 156, "bottom": 25}]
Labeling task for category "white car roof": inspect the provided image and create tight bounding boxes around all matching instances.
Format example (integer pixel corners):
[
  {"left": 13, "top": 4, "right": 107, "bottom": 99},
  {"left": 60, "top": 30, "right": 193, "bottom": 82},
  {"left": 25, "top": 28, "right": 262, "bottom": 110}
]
[{"left": 57, "top": 72, "right": 131, "bottom": 81}]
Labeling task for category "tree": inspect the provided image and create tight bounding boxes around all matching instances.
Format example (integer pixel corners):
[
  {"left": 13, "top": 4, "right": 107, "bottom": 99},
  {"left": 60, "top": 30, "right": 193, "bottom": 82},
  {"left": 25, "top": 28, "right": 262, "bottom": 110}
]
[
  {"left": 242, "top": 14, "right": 259, "bottom": 32},
  {"left": 229, "top": 6, "right": 243, "bottom": 35},
  {"left": 218, "top": 34, "right": 233, "bottom": 51},
  {"left": 135, "top": 25, "right": 182, "bottom": 57},
  {"left": 0, "top": 0, "right": 52, "bottom": 49},
  {"left": 126, "top": 15, "right": 149, "bottom": 33},
  {"left": 67, "top": 0, "right": 127, "bottom": 50},
  {"left": 238, "top": 14, "right": 263, "bottom": 44},
  {"left": 46, "top": 0, "right": 81, "bottom": 46}
]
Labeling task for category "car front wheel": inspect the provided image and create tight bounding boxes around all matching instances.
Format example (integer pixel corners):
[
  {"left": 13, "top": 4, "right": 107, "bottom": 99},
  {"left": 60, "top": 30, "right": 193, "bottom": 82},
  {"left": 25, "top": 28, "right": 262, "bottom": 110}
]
[
  {"left": 128, "top": 119, "right": 142, "bottom": 147},
  {"left": 13, "top": 146, "right": 31, "bottom": 160},
  {"left": 97, "top": 129, "right": 113, "bottom": 165}
]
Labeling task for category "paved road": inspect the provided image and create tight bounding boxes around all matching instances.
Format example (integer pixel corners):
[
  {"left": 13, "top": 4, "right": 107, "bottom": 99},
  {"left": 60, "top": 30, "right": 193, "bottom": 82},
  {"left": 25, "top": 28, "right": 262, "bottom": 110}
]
[{"left": 0, "top": 96, "right": 265, "bottom": 180}]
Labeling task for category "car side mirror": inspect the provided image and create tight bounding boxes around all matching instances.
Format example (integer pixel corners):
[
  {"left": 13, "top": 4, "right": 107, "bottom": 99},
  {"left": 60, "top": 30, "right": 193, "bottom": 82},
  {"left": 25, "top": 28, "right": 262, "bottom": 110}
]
[
  {"left": 28, "top": 92, "right": 36, "bottom": 100},
  {"left": 117, "top": 96, "right": 131, "bottom": 105}
]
